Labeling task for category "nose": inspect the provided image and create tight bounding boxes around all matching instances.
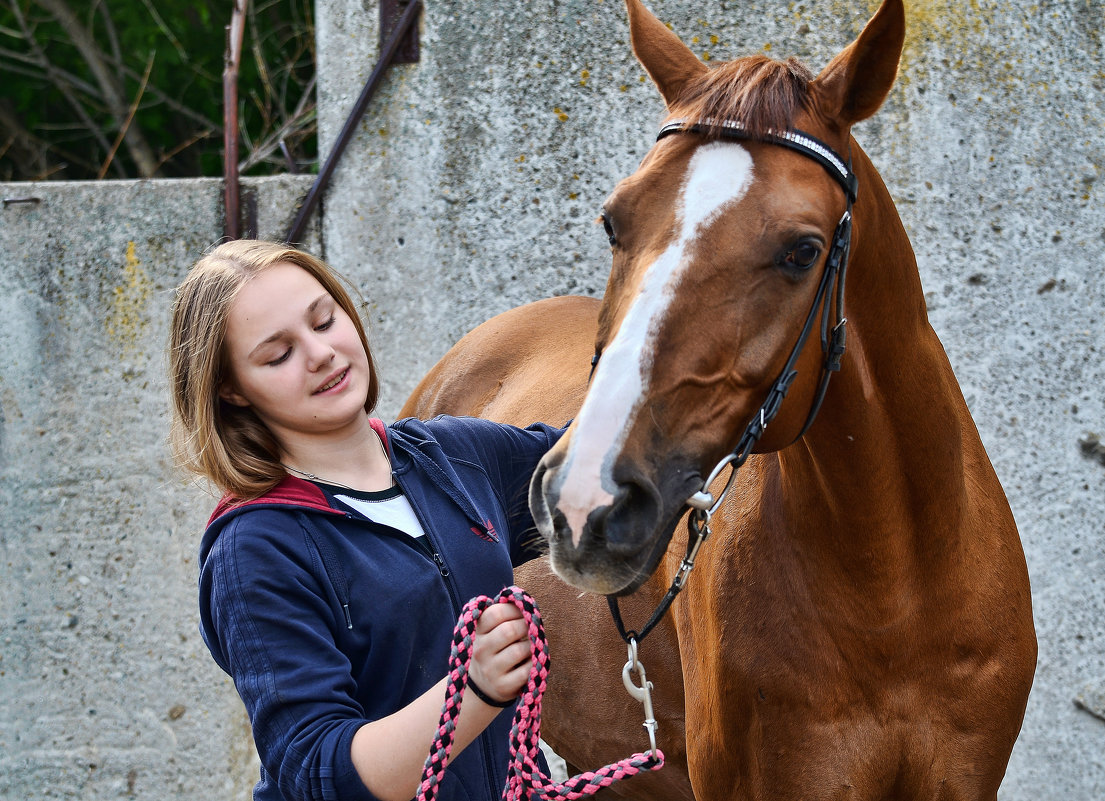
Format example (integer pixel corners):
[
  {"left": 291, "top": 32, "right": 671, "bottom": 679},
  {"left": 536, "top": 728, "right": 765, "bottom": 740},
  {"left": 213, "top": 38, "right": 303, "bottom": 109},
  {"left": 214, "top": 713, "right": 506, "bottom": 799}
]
[{"left": 304, "top": 333, "right": 335, "bottom": 370}]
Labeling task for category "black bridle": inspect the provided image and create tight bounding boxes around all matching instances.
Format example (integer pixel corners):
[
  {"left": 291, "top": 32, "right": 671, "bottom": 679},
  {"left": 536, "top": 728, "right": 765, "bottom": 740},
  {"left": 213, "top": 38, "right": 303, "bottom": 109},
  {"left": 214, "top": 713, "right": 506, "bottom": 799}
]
[{"left": 602, "top": 118, "right": 858, "bottom": 645}]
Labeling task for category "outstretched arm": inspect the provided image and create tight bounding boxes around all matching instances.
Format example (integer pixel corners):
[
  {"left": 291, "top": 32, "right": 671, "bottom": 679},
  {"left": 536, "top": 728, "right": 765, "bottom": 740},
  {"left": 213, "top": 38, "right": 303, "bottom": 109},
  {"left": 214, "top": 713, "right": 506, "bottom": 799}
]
[{"left": 350, "top": 602, "right": 532, "bottom": 801}]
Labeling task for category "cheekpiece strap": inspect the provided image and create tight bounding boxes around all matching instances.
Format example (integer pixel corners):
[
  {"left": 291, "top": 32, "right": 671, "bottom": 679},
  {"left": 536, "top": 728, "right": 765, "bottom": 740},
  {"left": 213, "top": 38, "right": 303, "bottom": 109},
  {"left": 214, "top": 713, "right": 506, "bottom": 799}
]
[{"left": 657, "top": 118, "right": 858, "bottom": 203}]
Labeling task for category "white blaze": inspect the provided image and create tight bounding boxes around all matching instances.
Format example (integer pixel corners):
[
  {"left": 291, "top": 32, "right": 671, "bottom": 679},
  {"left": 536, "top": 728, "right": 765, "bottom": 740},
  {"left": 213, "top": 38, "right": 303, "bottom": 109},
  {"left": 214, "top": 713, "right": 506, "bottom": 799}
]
[{"left": 557, "top": 142, "right": 755, "bottom": 543}]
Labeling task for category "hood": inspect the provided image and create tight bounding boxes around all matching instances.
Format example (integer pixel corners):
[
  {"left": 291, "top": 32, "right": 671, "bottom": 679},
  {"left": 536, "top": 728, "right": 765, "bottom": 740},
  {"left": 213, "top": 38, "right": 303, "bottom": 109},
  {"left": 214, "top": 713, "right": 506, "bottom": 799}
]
[{"left": 199, "top": 474, "right": 342, "bottom": 566}]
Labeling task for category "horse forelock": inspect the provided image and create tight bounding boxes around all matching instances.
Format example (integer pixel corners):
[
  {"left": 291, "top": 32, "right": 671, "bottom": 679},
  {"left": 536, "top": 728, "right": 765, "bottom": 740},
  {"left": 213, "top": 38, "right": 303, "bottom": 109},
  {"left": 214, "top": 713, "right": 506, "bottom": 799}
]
[{"left": 670, "top": 55, "right": 815, "bottom": 137}]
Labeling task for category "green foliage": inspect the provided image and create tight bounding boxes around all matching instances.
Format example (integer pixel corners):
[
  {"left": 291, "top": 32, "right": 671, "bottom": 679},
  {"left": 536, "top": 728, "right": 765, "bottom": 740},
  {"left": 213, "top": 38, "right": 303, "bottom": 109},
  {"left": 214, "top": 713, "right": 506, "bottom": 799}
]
[{"left": 0, "top": 0, "right": 317, "bottom": 180}]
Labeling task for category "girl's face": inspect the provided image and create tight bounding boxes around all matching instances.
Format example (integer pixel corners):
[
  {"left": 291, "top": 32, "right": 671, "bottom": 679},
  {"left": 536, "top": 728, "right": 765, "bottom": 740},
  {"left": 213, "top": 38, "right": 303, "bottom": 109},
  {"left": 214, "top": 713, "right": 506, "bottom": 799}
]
[{"left": 219, "top": 262, "right": 372, "bottom": 450}]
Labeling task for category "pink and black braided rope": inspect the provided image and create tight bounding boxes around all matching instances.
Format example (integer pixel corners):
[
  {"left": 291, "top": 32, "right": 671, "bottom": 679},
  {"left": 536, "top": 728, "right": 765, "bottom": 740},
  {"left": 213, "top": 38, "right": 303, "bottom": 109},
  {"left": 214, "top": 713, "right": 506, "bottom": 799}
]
[{"left": 416, "top": 586, "right": 664, "bottom": 801}]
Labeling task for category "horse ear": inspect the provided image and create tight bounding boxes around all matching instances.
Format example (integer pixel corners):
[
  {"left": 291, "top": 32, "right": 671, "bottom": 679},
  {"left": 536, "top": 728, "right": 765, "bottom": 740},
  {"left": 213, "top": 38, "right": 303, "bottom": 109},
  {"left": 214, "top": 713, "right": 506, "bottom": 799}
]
[
  {"left": 626, "top": 0, "right": 708, "bottom": 107},
  {"left": 811, "top": 0, "right": 905, "bottom": 127}
]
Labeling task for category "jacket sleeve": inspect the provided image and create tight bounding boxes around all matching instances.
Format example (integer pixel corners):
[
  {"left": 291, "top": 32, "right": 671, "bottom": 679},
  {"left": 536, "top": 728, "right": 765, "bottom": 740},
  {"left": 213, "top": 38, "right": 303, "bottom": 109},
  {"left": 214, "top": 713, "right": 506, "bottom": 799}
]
[{"left": 200, "top": 511, "right": 382, "bottom": 801}]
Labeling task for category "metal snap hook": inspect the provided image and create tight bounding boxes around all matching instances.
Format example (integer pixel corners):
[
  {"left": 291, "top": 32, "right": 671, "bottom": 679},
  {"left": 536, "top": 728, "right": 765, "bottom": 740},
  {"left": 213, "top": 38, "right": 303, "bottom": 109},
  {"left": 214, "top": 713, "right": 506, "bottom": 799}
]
[{"left": 621, "top": 638, "right": 659, "bottom": 759}]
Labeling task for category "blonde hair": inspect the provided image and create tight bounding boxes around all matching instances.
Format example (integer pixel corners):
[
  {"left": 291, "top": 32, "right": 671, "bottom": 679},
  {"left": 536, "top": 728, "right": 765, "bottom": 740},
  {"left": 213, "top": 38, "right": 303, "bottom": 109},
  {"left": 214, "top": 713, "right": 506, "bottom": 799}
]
[{"left": 169, "top": 240, "right": 379, "bottom": 501}]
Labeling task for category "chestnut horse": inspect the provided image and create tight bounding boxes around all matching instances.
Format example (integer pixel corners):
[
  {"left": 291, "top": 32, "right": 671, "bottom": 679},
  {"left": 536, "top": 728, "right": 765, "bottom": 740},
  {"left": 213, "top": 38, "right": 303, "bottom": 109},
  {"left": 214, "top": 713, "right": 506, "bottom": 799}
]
[{"left": 402, "top": 1, "right": 1037, "bottom": 798}]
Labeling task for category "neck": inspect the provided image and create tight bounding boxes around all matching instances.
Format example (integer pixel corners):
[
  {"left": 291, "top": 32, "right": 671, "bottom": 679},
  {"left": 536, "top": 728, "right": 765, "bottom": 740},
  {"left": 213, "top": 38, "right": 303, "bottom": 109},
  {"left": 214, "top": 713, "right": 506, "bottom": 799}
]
[
  {"left": 773, "top": 153, "right": 980, "bottom": 589},
  {"left": 279, "top": 413, "right": 393, "bottom": 492}
]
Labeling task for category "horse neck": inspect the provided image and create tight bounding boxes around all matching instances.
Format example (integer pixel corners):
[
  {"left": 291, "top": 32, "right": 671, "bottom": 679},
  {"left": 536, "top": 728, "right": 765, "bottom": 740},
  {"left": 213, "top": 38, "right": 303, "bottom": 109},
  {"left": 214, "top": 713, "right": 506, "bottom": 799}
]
[{"left": 773, "top": 144, "right": 980, "bottom": 577}]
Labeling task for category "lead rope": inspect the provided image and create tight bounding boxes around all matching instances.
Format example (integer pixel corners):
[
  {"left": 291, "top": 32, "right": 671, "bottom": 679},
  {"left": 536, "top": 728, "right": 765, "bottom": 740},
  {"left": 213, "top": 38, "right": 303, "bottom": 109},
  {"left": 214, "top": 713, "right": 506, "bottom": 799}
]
[{"left": 416, "top": 586, "right": 665, "bottom": 801}]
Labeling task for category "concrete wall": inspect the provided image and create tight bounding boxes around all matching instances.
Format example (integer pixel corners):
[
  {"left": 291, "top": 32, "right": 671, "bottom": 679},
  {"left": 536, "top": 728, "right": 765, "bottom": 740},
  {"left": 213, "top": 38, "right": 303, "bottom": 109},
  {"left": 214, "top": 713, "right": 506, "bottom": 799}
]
[
  {"left": 0, "top": 176, "right": 318, "bottom": 800},
  {"left": 0, "top": 0, "right": 1101, "bottom": 799},
  {"left": 315, "top": 0, "right": 1104, "bottom": 799}
]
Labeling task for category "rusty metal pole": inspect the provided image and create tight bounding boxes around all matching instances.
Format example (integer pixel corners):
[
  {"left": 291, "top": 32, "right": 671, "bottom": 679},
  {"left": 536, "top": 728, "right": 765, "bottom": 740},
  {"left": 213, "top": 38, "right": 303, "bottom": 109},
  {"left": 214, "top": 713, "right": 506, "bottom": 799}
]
[
  {"left": 285, "top": 0, "right": 422, "bottom": 244},
  {"left": 223, "top": 0, "right": 248, "bottom": 240}
]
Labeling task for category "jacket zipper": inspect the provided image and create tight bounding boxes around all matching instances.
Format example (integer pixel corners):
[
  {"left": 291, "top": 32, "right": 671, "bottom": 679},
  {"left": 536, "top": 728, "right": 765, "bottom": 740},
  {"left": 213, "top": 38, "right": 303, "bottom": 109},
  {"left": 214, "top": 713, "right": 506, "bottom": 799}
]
[
  {"left": 359, "top": 471, "right": 500, "bottom": 800},
  {"left": 388, "top": 472, "right": 466, "bottom": 616},
  {"left": 299, "top": 516, "right": 355, "bottom": 631},
  {"left": 382, "top": 481, "right": 499, "bottom": 799}
]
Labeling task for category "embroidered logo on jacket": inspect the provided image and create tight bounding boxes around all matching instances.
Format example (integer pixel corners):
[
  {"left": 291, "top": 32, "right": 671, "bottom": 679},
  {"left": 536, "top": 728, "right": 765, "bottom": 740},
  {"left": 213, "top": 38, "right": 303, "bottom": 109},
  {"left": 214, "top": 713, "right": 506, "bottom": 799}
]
[{"left": 472, "top": 519, "right": 499, "bottom": 543}]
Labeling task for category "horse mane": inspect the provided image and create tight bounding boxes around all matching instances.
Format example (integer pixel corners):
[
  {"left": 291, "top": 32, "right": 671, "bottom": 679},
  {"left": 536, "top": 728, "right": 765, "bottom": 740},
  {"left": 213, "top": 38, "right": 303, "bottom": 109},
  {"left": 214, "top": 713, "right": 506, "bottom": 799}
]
[{"left": 669, "top": 55, "right": 815, "bottom": 137}]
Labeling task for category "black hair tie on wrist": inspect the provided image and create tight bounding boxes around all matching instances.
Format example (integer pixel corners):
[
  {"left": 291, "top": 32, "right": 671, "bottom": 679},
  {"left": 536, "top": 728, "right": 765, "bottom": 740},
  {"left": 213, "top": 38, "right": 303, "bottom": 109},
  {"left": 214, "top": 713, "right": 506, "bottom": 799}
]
[{"left": 467, "top": 677, "right": 516, "bottom": 708}]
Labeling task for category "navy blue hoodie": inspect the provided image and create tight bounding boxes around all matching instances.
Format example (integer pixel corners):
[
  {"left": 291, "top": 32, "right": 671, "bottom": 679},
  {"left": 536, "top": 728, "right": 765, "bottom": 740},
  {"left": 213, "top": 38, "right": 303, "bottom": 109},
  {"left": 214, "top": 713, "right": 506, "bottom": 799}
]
[{"left": 198, "top": 416, "right": 563, "bottom": 801}]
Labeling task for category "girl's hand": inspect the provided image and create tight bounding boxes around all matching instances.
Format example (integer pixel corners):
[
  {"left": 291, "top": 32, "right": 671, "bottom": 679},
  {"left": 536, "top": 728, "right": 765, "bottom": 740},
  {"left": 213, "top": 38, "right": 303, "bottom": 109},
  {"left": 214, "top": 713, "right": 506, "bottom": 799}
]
[
  {"left": 467, "top": 601, "right": 532, "bottom": 705},
  {"left": 350, "top": 601, "right": 533, "bottom": 801}
]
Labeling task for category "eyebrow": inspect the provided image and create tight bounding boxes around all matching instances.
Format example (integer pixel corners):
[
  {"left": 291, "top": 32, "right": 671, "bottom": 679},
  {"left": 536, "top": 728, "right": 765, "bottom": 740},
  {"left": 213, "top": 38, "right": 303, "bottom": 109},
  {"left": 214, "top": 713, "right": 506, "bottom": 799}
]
[{"left": 246, "top": 293, "right": 332, "bottom": 359}]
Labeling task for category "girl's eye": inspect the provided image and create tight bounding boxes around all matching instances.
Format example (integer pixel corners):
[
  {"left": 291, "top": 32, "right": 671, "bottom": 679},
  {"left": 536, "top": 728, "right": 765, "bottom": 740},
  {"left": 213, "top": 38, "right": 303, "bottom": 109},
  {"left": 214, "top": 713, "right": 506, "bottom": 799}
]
[
  {"left": 776, "top": 239, "right": 821, "bottom": 271},
  {"left": 315, "top": 315, "right": 336, "bottom": 332},
  {"left": 267, "top": 349, "right": 291, "bottom": 366}
]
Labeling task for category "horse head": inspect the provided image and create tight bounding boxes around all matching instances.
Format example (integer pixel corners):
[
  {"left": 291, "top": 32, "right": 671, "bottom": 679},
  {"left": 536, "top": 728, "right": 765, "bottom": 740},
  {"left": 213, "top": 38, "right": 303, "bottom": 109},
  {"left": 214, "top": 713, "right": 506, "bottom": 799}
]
[{"left": 530, "top": 0, "right": 906, "bottom": 595}]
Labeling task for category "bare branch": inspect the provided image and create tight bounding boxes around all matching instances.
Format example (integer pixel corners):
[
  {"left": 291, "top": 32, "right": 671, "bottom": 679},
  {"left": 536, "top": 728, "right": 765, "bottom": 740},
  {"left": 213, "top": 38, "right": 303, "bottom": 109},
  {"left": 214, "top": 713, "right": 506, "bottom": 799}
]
[
  {"left": 0, "top": 98, "right": 49, "bottom": 177},
  {"left": 153, "top": 128, "right": 215, "bottom": 173},
  {"left": 237, "top": 78, "right": 315, "bottom": 172},
  {"left": 136, "top": 0, "right": 187, "bottom": 63},
  {"left": 5, "top": 0, "right": 317, "bottom": 179},
  {"left": 106, "top": 55, "right": 222, "bottom": 134},
  {"left": 97, "top": 50, "right": 154, "bottom": 179},
  {"left": 34, "top": 0, "right": 159, "bottom": 176},
  {"left": 0, "top": 43, "right": 220, "bottom": 136},
  {"left": 0, "top": 45, "right": 102, "bottom": 97},
  {"left": 92, "top": 0, "right": 123, "bottom": 67},
  {"left": 0, "top": 97, "right": 100, "bottom": 178},
  {"left": 8, "top": 0, "right": 125, "bottom": 176},
  {"left": 224, "top": 0, "right": 248, "bottom": 239}
]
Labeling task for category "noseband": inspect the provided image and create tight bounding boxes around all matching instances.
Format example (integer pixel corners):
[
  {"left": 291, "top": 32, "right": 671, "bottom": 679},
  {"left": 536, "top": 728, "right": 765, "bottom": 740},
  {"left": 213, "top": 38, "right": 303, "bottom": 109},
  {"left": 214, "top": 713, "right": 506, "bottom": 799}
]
[{"left": 605, "top": 118, "right": 858, "bottom": 645}]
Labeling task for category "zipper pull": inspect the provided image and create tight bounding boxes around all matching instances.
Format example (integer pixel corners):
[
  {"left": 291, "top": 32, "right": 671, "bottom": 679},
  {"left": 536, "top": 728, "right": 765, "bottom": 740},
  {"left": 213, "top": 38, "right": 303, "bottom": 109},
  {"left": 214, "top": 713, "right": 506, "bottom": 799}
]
[
  {"left": 342, "top": 603, "right": 353, "bottom": 630},
  {"left": 432, "top": 550, "right": 451, "bottom": 578}
]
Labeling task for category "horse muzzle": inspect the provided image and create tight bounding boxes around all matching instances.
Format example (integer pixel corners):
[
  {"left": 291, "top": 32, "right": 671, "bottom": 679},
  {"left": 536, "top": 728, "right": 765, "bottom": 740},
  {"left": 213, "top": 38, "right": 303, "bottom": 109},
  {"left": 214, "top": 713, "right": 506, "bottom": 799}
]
[{"left": 528, "top": 449, "right": 688, "bottom": 595}]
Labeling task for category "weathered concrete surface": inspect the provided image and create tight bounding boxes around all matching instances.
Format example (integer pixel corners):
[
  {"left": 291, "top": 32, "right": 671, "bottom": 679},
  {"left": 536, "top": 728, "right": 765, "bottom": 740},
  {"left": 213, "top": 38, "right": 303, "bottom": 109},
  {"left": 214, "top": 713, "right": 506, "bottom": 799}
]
[
  {"left": 1, "top": 1, "right": 1101, "bottom": 799},
  {"left": 0, "top": 176, "right": 317, "bottom": 800},
  {"left": 315, "top": 0, "right": 1104, "bottom": 799}
]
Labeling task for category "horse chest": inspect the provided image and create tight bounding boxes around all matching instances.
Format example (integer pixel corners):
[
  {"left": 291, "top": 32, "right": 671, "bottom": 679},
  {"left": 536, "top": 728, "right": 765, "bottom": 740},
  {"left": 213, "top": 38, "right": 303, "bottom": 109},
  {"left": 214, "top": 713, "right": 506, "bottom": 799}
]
[{"left": 673, "top": 579, "right": 1011, "bottom": 801}]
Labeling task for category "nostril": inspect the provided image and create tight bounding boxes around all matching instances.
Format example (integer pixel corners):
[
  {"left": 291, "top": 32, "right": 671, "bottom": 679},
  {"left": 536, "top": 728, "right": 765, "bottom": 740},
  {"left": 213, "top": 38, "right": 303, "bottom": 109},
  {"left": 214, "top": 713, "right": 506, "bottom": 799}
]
[
  {"left": 550, "top": 509, "right": 570, "bottom": 544},
  {"left": 604, "top": 481, "right": 659, "bottom": 550},
  {"left": 585, "top": 502, "right": 611, "bottom": 540}
]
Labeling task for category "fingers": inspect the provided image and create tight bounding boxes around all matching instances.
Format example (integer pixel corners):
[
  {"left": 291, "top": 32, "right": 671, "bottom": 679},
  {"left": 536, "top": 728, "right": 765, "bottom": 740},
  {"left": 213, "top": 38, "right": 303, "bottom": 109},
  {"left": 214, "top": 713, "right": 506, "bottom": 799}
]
[
  {"left": 475, "top": 603, "right": 528, "bottom": 650},
  {"left": 475, "top": 600, "right": 523, "bottom": 633},
  {"left": 468, "top": 643, "right": 531, "bottom": 704},
  {"left": 467, "top": 602, "right": 534, "bottom": 703},
  {"left": 475, "top": 603, "right": 529, "bottom": 656}
]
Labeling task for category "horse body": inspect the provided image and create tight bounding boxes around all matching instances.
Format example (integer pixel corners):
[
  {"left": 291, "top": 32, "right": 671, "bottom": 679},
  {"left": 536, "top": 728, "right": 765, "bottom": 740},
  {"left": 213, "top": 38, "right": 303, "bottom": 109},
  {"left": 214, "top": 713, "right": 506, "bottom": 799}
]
[{"left": 401, "top": 2, "right": 1035, "bottom": 798}]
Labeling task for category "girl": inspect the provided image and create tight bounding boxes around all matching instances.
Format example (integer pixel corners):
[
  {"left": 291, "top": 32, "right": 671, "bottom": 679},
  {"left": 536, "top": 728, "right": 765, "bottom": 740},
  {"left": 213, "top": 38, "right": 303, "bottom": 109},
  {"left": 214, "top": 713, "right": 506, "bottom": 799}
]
[{"left": 169, "top": 240, "right": 562, "bottom": 801}]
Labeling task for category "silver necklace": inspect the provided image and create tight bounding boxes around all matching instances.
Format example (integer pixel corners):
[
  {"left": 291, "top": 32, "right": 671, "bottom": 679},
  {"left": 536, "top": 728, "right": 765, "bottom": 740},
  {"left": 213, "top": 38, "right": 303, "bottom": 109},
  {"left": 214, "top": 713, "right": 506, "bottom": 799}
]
[
  {"left": 282, "top": 430, "right": 390, "bottom": 492},
  {"left": 281, "top": 463, "right": 363, "bottom": 491}
]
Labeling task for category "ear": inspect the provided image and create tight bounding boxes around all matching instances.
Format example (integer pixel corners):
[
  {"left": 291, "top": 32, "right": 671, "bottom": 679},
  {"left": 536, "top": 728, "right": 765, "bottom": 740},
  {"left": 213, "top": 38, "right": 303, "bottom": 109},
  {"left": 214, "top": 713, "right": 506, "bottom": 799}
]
[
  {"left": 811, "top": 0, "right": 905, "bottom": 127},
  {"left": 218, "top": 381, "right": 250, "bottom": 408},
  {"left": 626, "top": 0, "right": 708, "bottom": 108}
]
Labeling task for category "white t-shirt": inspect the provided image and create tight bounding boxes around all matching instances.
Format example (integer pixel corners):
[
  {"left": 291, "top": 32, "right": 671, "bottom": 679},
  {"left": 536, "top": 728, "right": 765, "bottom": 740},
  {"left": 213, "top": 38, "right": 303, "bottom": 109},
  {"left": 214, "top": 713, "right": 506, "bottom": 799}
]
[{"left": 322, "top": 484, "right": 428, "bottom": 541}]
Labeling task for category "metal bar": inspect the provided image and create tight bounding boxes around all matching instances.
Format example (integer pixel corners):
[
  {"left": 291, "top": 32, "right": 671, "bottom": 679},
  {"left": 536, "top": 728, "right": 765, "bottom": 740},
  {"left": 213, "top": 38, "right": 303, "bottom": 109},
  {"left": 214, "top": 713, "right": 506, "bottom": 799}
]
[
  {"left": 380, "top": 0, "right": 420, "bottom": 64},
  {"left": 284, "top": 0, "right": 423, "bottom": 244},
  {"left": 223, "top": 0, "right": 248, "bottom": 240}
]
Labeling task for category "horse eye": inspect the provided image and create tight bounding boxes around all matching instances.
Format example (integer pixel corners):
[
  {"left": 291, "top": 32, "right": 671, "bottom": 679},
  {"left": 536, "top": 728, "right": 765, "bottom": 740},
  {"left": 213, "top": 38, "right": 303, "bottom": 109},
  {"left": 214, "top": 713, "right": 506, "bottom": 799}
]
[
  {"left": 600, "top": 212, "right": 617, "bottom": 246},
  {"left": 778, "top": 239, "right": 821, "bottom": 271}
]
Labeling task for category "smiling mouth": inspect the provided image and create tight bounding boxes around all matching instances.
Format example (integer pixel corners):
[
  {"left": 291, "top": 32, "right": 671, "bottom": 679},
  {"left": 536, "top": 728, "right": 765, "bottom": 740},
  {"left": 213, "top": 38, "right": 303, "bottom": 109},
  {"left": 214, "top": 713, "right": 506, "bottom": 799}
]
[{"left": 314, "top": 369, "right": 348, "bottom": 394}]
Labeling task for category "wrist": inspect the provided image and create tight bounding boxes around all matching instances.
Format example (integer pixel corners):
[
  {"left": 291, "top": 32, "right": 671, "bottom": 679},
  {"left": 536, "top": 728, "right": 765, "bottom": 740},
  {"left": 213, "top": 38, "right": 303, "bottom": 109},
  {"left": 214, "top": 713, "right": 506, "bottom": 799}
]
[{"left": 466, "top": 676, "right": 516, "bottom": 708}]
